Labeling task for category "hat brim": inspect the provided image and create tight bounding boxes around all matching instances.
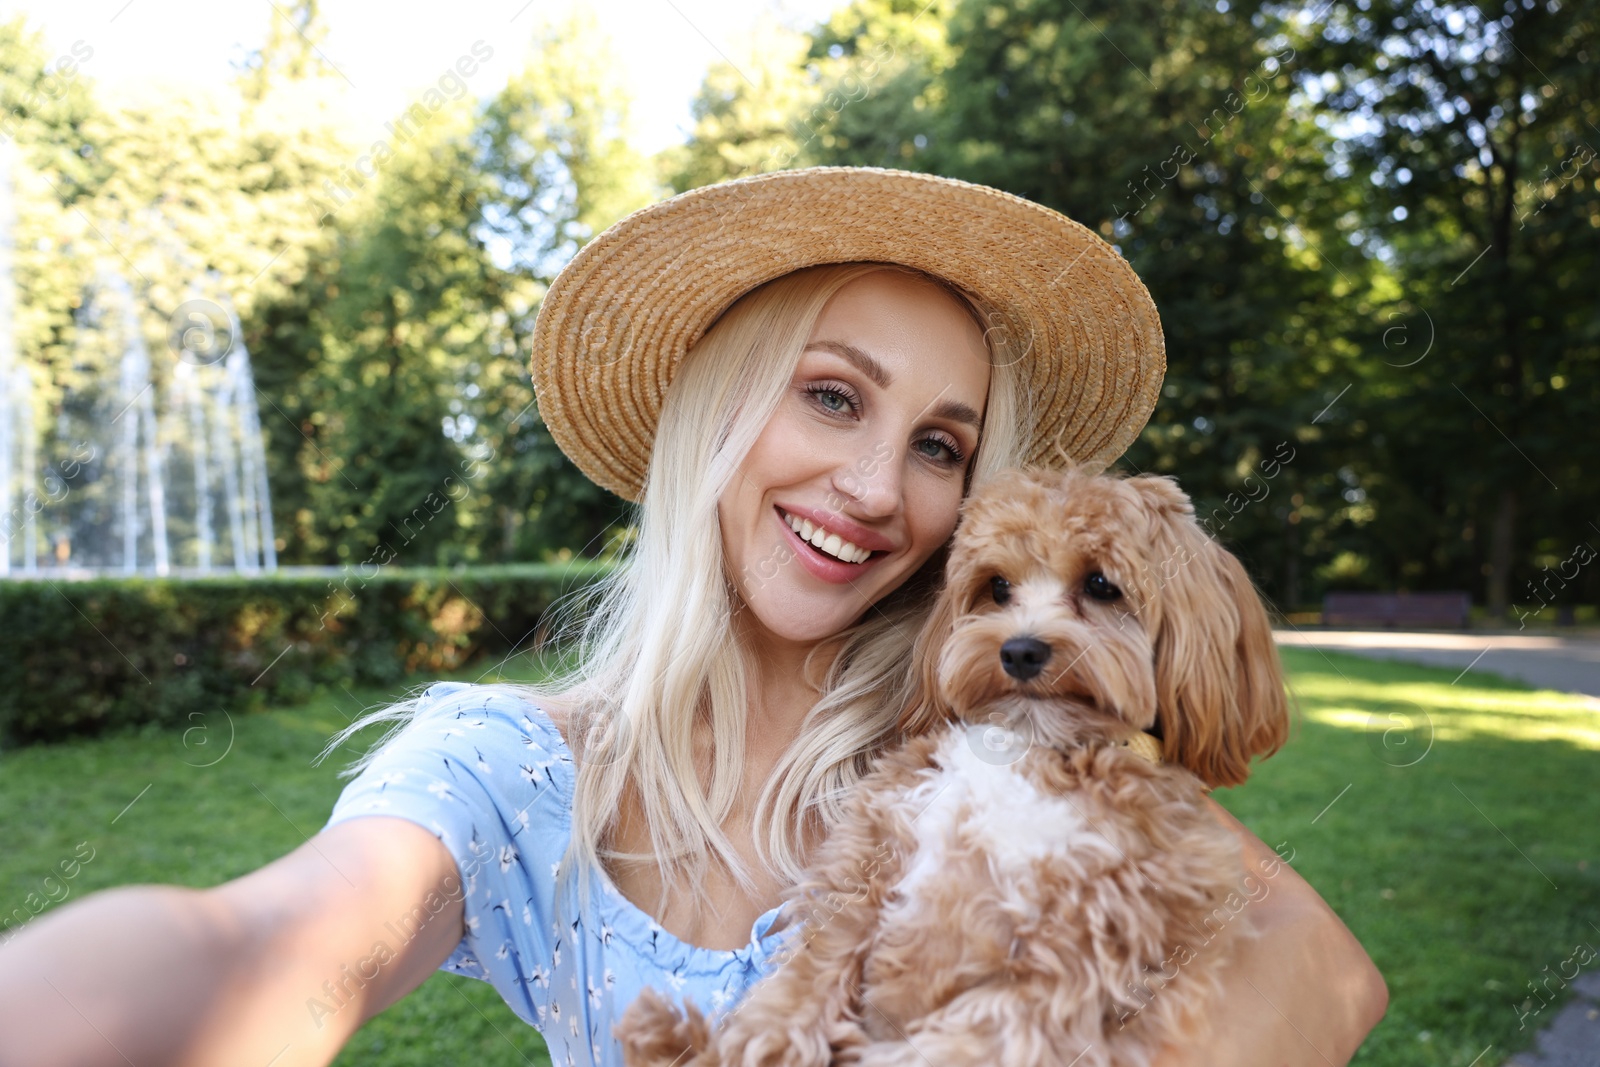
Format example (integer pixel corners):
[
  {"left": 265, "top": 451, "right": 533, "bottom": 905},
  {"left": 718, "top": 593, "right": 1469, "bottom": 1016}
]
[{"left": 530, "top": 165, "right": 1165, "bottom": 503}]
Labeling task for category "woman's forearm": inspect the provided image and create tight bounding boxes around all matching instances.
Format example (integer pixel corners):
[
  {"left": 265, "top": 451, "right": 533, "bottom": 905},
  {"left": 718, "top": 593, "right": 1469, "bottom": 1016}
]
[
  {"left": 0, "top": 884, "right": 253, "bottom": 1067},
  {"left": 0, "top": 820, "right": 467, "bottom": 1067},
  {"left": 1153, "top": 799, "right": 1388, "bottom": 1066}
]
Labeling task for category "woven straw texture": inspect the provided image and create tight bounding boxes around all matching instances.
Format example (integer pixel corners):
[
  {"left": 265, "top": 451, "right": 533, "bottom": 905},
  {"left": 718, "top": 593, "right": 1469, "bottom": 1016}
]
[{"left": 529, "top": 165, "right": 1166, "bottom": 503}]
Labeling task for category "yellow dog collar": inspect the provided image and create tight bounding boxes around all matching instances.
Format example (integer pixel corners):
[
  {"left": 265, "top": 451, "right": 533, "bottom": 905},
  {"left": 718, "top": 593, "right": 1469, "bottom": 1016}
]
[{"left": 1117, "top": 732, "right": 1164, "bottom": 764}]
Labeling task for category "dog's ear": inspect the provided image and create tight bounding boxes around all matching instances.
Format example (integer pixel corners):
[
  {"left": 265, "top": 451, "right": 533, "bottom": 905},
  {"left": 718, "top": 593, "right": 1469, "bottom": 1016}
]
[
  {"left": 898, "top": 573, "right": 963, "bottom": 737},
  {"left": 1127, "top": 475, "right": 1289, "bottom": 789}
]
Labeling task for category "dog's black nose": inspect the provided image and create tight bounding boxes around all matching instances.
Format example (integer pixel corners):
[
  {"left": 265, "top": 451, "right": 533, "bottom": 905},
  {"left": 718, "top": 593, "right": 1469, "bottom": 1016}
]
[{"left": 1000, "top": 636, "right": 1052, "bottom": 681}]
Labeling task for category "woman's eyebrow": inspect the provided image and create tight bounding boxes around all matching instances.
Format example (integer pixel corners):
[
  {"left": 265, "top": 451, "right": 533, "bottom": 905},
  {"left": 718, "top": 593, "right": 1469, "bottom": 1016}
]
[
  {"left": 927, "top": 397, "right": 982, "bottom": 430},
  {"left": 809, "top": 339, "right": 890, "bottom": 388}
]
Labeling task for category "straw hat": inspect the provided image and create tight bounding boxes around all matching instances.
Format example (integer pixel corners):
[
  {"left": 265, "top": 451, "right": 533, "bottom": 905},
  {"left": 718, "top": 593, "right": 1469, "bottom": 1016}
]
[{"left": 529, "top": 165, "right": 1165, "bottom": 503}]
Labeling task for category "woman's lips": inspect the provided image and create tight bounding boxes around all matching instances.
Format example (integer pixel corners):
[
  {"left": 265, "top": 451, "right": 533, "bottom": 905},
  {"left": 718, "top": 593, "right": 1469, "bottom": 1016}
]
[
  {"left": 775, "top": 502, "right": 897, "bottom": 553},
  {"left": 772, "top": 505, "right": 888, "bottom": 585}
]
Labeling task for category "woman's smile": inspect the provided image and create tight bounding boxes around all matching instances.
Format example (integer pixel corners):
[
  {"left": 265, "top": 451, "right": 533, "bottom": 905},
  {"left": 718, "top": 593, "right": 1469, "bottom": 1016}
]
[{"left": 772, "top": 503, "right": 893, "bottom": 583}]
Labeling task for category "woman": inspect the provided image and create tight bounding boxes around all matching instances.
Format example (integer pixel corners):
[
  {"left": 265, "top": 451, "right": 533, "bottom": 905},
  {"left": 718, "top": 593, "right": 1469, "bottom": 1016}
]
[{"left": 0, "top": 167, "right": 1386, "bottom": 1066}]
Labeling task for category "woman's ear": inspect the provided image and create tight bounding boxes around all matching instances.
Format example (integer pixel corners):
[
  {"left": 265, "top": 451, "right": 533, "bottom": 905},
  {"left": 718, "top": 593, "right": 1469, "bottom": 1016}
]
[{"left": 1133, "top": 481, "right": 1289, "bottom": 789}]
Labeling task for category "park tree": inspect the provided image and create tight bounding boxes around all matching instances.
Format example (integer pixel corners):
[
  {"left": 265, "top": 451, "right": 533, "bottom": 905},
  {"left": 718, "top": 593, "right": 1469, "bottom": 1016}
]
[
  {"left": 293, "top": 96, "right": 489, "bottom": 566},
  {"left": 220, "top": 0, "right": 391, "bottom": 563},
  {"left": 1, "top": 16, "right": 105, "bottom": 423},
  {"left": 468, "top": 6, "right": 657, "bottom": 561},
  {"left": 0, "top": 14, "right": 99, "bottom": 202},
  {"left": 294, "top": 6, "right": 656, "bottom": 566},
  {"left": 661, "top": 1, "right": 963, "bottom": 192},
  {"left": 235, "top": 0, "right": 338, "bottom": 104},
  {"left": 1301, "top": 0, "right": 1600, "bottom": 618},
  {"left": 661, "top": 14, "right": 840, "bottom": 191}
]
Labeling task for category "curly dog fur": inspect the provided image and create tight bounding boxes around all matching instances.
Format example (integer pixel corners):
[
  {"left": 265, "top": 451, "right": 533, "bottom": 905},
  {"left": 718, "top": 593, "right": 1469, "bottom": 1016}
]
[{"left": 616, "top": 465, "right": 1290, "bottom": 1067}]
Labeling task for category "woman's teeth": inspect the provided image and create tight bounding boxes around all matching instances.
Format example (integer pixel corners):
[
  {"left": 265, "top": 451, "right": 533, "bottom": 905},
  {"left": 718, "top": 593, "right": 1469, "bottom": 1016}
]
[{"left": 780, "top": 508, "right": 873, "bottom": 564}]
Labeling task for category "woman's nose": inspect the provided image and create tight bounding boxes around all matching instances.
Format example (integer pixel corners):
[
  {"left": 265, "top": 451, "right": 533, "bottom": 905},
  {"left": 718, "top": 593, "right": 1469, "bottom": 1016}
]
[{"left": 827, "top": 440, "right": 904, "bottom": 518}]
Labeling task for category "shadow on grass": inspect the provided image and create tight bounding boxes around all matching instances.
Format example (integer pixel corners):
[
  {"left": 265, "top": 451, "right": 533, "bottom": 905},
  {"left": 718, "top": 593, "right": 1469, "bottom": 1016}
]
[{"left": 1213, "top": 647, "right": 1600, "bottom": 1067}]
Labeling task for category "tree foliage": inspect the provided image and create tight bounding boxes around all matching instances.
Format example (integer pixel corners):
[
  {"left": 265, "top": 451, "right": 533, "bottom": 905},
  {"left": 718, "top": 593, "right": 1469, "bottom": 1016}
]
[
  {"left": 1300, "top": 0, "right": 1600, "bottom": 614},
  {"left": 3, "top": 2, "right": 1595, "bottom": 615}
]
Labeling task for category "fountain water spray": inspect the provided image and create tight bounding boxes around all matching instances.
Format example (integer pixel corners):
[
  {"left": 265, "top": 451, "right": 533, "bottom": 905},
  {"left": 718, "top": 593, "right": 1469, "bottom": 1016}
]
[{"left": 0, "top": 146, "right": 276, "bottom": 577}]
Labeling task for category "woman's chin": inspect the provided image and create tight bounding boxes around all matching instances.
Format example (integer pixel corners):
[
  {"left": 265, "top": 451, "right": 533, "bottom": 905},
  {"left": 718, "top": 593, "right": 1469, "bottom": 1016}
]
[{"left": 744, "top": 592, "right": 869, "bottom": 648}]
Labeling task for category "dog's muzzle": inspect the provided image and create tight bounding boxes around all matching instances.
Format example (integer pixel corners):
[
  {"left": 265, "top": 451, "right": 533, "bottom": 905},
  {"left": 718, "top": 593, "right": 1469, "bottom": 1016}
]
[{"left": 999, "top": 636, "right": 1052, "bottom": 681}]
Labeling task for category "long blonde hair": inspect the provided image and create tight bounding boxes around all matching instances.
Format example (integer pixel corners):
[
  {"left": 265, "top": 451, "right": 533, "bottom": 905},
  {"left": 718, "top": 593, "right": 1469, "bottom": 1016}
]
[{"left": 325, "top": 261, "right": 1037, "bottom": 932}]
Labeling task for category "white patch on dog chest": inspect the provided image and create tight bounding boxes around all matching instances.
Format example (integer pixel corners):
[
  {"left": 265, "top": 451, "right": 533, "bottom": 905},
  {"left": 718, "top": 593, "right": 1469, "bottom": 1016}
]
[{"left": 886, "top": 723, "right": 1106, "bottom": 908}]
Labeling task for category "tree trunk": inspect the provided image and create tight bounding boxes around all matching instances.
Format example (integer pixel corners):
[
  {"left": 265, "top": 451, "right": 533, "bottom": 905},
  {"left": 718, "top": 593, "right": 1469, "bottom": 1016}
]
[
  {"left": 501, "top": 505, "right": 519, "bottom": 559},
  {"left": 1487, "top": 487, "right": 1517, "bottom": 620},
  {"left": 1283, "top": 514, "right": 1300, "bottom": 614}
]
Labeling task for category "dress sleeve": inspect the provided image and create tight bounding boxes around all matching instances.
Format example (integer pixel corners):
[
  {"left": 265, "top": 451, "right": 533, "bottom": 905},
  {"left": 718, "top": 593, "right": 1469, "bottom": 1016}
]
[{"left": 320, "top": 680, "right": 574, "bottom": 1030}]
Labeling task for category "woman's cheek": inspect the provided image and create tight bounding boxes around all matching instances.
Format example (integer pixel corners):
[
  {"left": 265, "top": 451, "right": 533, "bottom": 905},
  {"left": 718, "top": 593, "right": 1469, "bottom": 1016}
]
[
  {"left": 926, "top": 486, "right": 965, "bottom": 545},
  {"left": 908, "top": 486, "right": 953, "bottom": 566}
]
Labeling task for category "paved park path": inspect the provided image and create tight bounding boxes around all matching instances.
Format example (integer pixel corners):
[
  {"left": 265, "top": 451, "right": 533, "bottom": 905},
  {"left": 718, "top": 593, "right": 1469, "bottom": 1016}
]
[
  {"left": 1503, "top": 971, "right": 1600, "bottom": 1067},
  {"left": 1273, "top": 629, "right": 1600, "bottom": 700},
  {"left": 1274, "top": 628, "right": 1600, "bottom": 1066}
]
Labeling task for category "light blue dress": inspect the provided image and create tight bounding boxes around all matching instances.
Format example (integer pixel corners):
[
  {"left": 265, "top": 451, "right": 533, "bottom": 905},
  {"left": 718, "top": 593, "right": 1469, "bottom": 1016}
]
[{"left": 321, "top": 680, "right": 798, "bottom": 1067}]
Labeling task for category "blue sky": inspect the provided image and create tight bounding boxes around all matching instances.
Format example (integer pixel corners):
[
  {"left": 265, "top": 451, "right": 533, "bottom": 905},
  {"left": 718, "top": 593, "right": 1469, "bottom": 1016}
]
[{"left": 11, "top": 0, "right": 842, "bottom": 156}]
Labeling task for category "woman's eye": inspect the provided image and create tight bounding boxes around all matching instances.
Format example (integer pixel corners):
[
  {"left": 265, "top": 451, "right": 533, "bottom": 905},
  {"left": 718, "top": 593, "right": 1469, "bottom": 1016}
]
[
  {"left": 916, "top": 435, "right": 965, "bottom": 465},
  {"left": 1084, "top": 572, "right": 1122, "bottom": 601},
  {"left": 805, "top": 383, "right": 859, "bottom": 416},
  {"left": 990, "top": 575, "right": 1011, "bottom": 605}
]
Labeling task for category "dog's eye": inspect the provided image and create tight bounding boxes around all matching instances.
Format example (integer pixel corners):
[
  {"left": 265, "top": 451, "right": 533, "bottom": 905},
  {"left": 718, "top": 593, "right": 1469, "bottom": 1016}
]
[
  {"left": 989, "top": 575, "right": 1012, "bottom": 605},
  {"left": 1084, "top": 572, "right": 1122, "bottom": 601}
]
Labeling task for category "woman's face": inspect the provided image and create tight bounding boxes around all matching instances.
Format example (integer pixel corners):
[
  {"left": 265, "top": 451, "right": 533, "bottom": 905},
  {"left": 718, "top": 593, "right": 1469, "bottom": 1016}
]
[{"left": 718, "top": 269, "right": 992, "bottom": 651}]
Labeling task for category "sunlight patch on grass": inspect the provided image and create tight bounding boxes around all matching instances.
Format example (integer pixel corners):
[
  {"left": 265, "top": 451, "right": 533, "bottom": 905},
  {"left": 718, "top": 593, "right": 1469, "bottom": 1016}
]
[{"left": 1289, "top": 667, "right": 1600, "bottom": 750}]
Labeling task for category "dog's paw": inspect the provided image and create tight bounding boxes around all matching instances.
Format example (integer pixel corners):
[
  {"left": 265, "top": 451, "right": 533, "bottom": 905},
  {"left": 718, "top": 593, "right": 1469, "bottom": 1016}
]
[{"left": 615, "top": 985, "right": 713, "bottom": 1067}]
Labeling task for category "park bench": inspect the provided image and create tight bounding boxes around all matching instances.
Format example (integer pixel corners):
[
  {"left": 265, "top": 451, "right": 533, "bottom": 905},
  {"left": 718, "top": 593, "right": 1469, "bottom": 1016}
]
[{"left": 1322, "top": 591, "right": 1472, "bottom": 629}]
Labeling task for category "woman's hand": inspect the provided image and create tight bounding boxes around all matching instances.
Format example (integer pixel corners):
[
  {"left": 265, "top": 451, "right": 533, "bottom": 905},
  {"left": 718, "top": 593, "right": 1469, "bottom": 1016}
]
[{"left": 1152, "top": 798, "right": 1388, "bottom": 1066}]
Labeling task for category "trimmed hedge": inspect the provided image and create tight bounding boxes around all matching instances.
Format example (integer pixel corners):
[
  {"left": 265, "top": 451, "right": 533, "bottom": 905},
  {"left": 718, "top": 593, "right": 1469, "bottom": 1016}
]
[{"left": 0, "top": 562, "right": 613, "bottom": 747}]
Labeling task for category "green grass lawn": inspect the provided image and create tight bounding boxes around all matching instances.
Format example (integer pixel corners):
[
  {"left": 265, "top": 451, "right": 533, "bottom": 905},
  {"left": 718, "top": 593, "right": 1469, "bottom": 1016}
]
[
  {"left": 1213, "top": 648, "right": 1600, "bottom": 1066},
  {"left": 1, "top": 647, "right": 1596, "bottom": 1065}
]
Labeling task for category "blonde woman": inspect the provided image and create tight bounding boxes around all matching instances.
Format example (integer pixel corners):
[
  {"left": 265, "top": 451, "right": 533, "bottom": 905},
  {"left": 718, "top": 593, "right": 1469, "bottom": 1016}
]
[{"left": 0, "top": 167, "right": 1386, "bottom": 1067}]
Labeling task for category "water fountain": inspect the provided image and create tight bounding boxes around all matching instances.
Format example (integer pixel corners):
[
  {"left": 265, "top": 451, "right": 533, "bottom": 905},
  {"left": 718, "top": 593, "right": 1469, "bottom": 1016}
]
[{"left": 0, "top": 146, "right": 277, "bottom": 577}]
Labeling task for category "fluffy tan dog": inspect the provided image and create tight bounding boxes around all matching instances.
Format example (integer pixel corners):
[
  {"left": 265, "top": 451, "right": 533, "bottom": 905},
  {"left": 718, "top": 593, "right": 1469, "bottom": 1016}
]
[{"left": 617, "top": 465, "right": 1289, "bottom": 1067}]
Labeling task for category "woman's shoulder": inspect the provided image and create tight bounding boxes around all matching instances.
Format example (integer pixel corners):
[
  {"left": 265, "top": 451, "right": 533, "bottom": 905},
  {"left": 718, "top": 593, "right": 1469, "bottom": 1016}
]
[
  {"left": 408, "top": 679, "right": 574, "bottom": 754},
  {"left": 327, "top": 679, "right": 580, "bottom": 855}
]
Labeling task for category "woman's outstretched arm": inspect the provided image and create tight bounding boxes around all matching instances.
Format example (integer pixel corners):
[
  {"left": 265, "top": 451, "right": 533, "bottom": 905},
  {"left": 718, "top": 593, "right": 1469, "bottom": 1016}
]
[
  {"left": 1154, "top": 798, "right": 1389, "bottom": 1066},
  {"left": 0, "top": 817, "right": 463, "bottom": 1067}
]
